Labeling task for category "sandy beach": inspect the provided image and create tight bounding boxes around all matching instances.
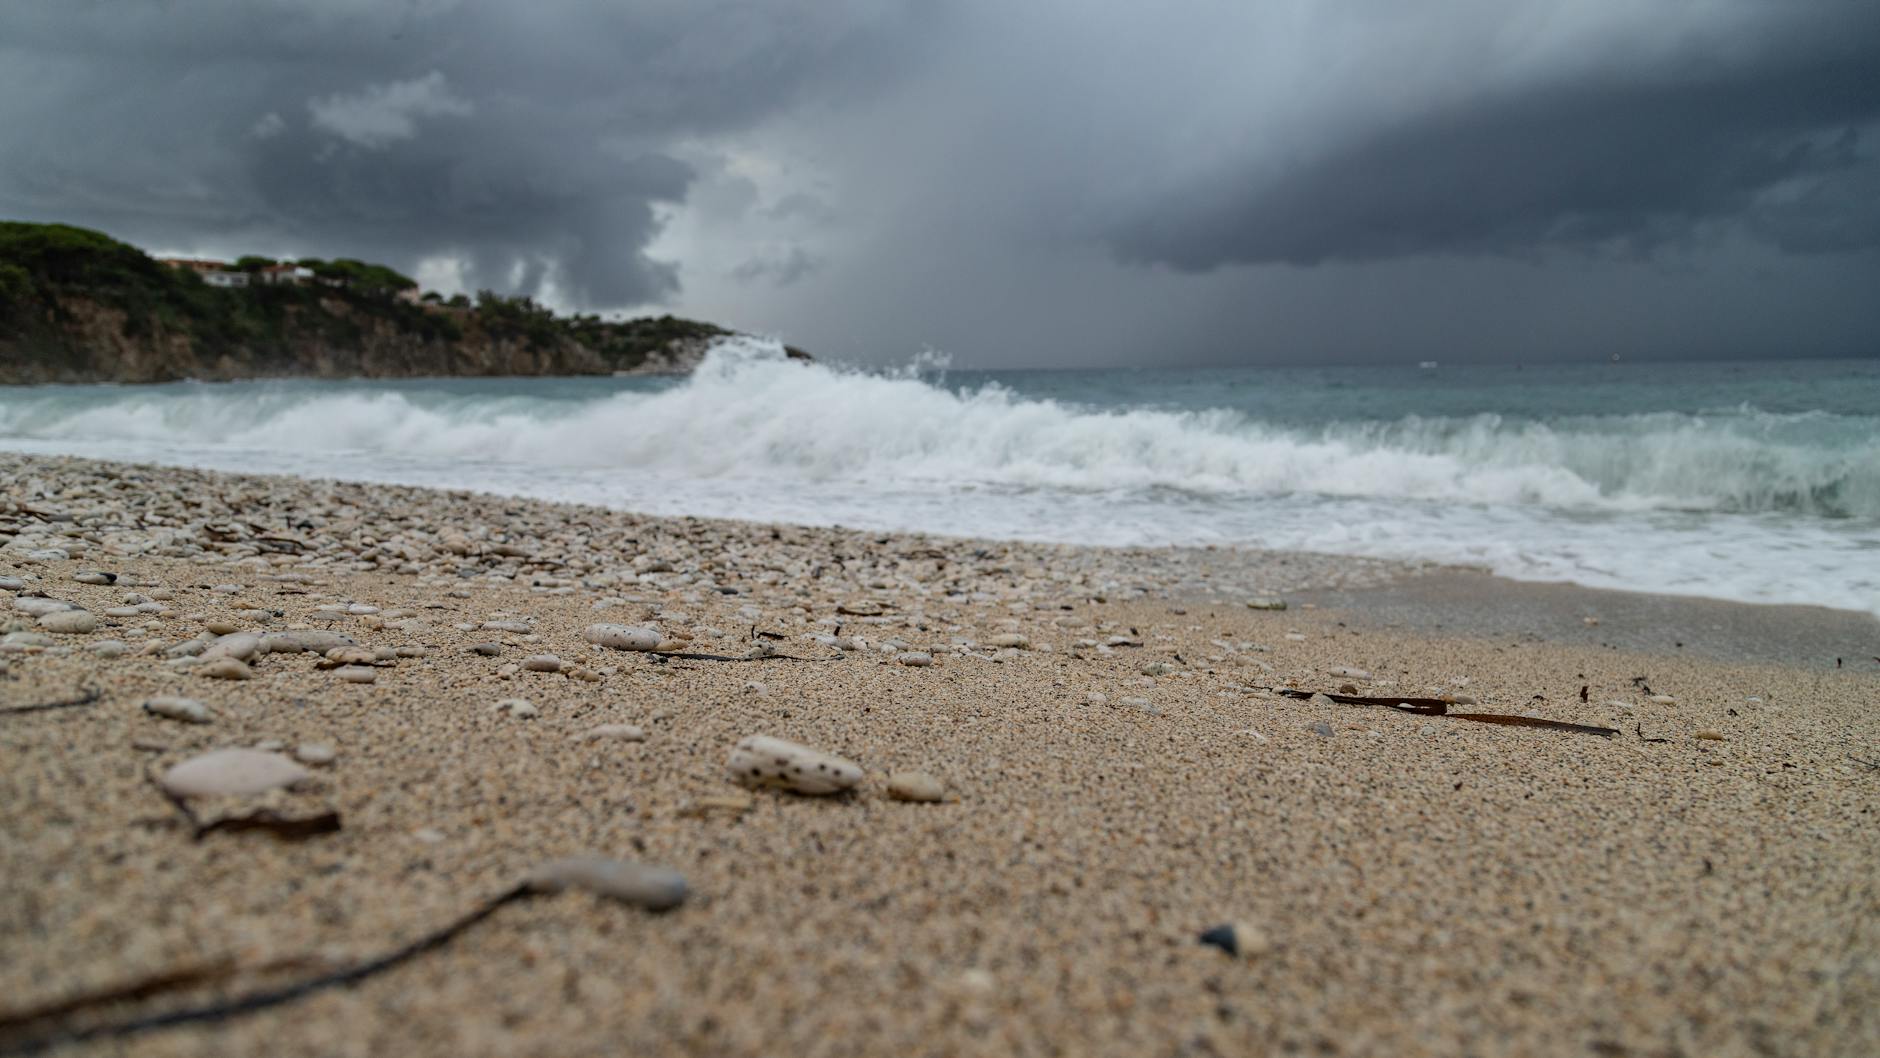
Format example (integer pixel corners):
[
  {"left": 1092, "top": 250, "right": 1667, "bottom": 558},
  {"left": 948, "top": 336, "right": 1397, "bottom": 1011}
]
[{"left": 3, "top": 452, "right": 1877, "bottom": 1057}]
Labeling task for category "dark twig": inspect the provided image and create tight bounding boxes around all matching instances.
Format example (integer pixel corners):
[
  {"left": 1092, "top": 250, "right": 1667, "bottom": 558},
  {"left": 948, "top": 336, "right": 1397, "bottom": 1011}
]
[
  {"left": 649, "top": 650, "right": 837, "bottom": 663},
  {"left": 0, "top": 686, "right": 101, "bottom": 717},
  {"left": 0, "top": 886, "right": 533, "bottom": 1056},
  {"left": 1636, "top": 724, "right": 1671, "bottom": 744}
]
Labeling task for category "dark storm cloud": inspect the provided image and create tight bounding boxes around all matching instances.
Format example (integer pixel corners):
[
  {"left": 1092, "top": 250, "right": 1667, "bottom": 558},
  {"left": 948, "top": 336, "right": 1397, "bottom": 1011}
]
[
  {"left": 0, "top": 0, "right": 921, "bottom": 306},
  {"left": 1108, "top": 9, "right": 1880, "bottom": 270}
]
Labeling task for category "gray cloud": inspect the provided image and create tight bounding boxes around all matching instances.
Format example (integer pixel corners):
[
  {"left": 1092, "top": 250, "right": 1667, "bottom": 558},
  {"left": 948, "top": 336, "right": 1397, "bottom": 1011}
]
[
  {"left": 0, "top": 0, "right": 922, "bottom": 307},
  {"left": 1107, "top": 10, "right": 1880, "bottom": 270},
  {"left": 3, "top": 0, "right": 1878, "bottom": 364}
]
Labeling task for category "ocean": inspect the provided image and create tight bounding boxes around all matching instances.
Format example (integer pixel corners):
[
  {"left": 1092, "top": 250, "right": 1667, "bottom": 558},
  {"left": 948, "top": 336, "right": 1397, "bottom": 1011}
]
[{"left": 2, "top": 339, "right": 1876, "bottom": 616}]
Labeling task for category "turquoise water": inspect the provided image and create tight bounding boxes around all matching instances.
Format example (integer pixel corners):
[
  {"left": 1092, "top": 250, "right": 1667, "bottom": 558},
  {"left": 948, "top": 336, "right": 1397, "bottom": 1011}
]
[{"left": 3, "top": 342, "right": 1877, "bottom": 613}]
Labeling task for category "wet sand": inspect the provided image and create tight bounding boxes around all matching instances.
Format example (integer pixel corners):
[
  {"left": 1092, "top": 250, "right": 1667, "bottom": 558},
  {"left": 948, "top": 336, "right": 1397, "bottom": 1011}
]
[{"left": 2, "top": 453, "right": 1877, "bottom": 1057}]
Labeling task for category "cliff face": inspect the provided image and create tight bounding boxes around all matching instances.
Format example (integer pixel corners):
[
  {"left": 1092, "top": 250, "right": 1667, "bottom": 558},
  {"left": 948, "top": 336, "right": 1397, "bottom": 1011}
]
[
  {"left": 0, "top": 294, "right": 744, "bottom": 385},
  {"left": 0, "top": 220, "right": 801, "bottom": 385}
]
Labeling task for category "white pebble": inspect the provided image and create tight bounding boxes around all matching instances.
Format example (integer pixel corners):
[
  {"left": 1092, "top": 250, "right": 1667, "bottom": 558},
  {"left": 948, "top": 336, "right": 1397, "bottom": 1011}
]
[
  {"left": 160, "top": 749, "right": 308, "bottom": 798},
  {"left": 143, "top": 696, "right": 214, "bottom": 724},
  {"left": 581, "top": 623, "right": 661, "bottom": 651},
  {"left": 726, "top": 735, "right": 864, "bottom": 795}
]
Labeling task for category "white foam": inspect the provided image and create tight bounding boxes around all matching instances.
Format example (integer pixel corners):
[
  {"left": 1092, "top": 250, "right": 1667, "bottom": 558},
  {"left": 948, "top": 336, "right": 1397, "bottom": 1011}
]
[{"left": 4, "top": 337, "right": 1877, "bottom": 614}]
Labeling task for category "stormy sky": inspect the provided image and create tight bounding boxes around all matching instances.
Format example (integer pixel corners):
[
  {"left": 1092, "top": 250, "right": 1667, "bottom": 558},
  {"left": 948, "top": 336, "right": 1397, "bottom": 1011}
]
[{"left": 3, "top": 0, "right": 1877, "bottom": 366}]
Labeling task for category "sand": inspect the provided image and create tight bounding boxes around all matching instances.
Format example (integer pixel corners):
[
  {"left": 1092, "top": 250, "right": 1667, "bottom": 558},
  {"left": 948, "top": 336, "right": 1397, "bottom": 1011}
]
[{"left": 2, "top": 453, "right": 1877, "bottom": 1057}]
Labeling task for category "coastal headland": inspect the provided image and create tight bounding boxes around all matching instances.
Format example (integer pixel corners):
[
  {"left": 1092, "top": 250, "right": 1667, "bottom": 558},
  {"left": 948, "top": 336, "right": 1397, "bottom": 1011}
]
[{"left": 2, "top": 452, "right": 1876, "bottom": 1056}]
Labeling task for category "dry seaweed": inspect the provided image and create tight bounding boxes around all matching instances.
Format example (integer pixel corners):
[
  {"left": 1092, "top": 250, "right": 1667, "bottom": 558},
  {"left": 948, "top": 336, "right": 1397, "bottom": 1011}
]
[
  {"left": 0, "top": 686, "right": 101, "bottom": 717},
  {"left": 0, "top": 886, "right": 531, "bottom": 1056},
  {"left": 1268, "top": 687, "right": 1619, "bottom": 737},
  {"left": 1636, "top": 724, "right": 1672, "bottom": 744}
]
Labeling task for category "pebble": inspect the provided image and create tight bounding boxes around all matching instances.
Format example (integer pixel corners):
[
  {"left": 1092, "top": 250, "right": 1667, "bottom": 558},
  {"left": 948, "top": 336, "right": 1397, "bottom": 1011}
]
[
  {"left": 142, "top": 696, "right": 214, "bottom": 724},
  {"left": 525, "top": 856, "right": 689, "bottom": 912},
  {"left": 583, "top": 723, "right": 647, "bottom": 742},
  {"left": 727, "top": 735, "right": 864, "bottom": 795},
  {"left": 493, "top": 697, "right": 539, "bottom": 718},
  {"left": 987, "top": 633, "right": 1029, "bottom": 649},
  {"left": 1329, "top": 666, "right": 1371, "bottom": 679},
  {"left": 523, "top": 654, "right": 563, "bottom": 672},
  {"left": 896, "top": 651, "right": 934, "bottom": 667},
  {"left": 1311, "top": 722, "right": 1334, "bottom": 737},
  {"left": 203, "top": 620, "right": 241, "bottom": 636},
  {"left": 1085, "top": 691, "right": 1109, "bottom": 705},
  {"left": 1118, "top": 696, "right": 1159, "bottom": 714},
  {"left": 260, "top": 630, "right": 356, "bottom": 655},
  {"left": 1245, "top": 597, "right": 1288, "bottom": 611},
  {"left": 886, "top": 770, "right": 947, "bottom": 802},
  {"left": 89, "top": 640, "right": 131, "bottom": 658},
  {"left": 294, "top": 743, "right": 338, "bottom": 766},
  {"left": 469, "top": 642, "right": 504, "bottom": 656},
  {"left": 197, "top": 658, "right": 255, "bottom": 680},
  {"left": 73, "top": 571, "right": 117, "bottom": 585},
  {"left": 160, "top": 749, "right": 309, "bottom": 798},
  {"left": 0, "top": 576, "right": 24, "bottom": 590},
  {"left": 38, "top": 610, "right": 99, "bottom": 634},
  {"left": 581, "top": 623, "right": 661, "bottom": 651},
  {"left": 201, "top": 632, "right": 261, "bottom": 662},
  {"left": 15, "top": 597, "right": 79, "bottom": 617},
  {"left": 333, "top": 665, "right": 378, "bottom": 684},
  {"left": 1694, "top": 729, "right": 1725, "bottom": 741},
  {"left": 482, "top": 620, "right": 533, "bottom": 634},
  {"left": 1649, "top": 695, "right": 1677, "bottom": 704},
  {"left": 1198, "top": 921, "right": 1271, "bottom": 958}
]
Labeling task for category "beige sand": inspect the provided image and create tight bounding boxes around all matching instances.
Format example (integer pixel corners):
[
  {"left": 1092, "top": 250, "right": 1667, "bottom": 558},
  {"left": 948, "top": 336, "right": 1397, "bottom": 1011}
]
[{"left": 2, "top": 454, "right": 1877, "bottom": 1057}]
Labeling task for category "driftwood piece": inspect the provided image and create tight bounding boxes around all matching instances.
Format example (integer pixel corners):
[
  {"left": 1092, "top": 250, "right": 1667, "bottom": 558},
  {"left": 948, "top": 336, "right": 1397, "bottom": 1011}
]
[
  {"left": 0, "top": 886, "right": 531, "bottom": 1055},
  {"left": 0, "top": 686, "right": 102, "bottom": 717},
  {"left": 1269, "top": 688, "right": 1619, "bottom": 737}
]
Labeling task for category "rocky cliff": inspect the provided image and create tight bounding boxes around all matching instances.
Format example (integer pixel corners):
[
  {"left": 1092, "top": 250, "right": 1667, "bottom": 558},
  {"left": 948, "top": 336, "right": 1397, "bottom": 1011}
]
[{"left": 0, "top": 220, "right": 805, "bottom": 384}]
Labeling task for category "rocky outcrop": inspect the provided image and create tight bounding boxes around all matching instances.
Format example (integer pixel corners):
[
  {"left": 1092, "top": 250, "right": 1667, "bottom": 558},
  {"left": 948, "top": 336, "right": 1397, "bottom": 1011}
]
[{"left": 0, "top": 295, "right": 767, "bottom": 385}]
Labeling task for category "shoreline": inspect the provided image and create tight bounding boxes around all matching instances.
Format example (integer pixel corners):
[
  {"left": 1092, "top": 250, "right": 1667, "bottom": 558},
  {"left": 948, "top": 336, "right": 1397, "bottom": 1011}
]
[{"left": 4, "top": 452, "right": 1877, "bottom": 1056}]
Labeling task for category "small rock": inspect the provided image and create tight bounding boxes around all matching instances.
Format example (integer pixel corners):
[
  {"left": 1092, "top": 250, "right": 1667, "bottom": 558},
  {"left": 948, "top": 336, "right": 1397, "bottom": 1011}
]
[
  {"left": 89, "top": 639, "right": 131, "bottom": 658},
  {"left": 1085, "top": 691, "right": 1109, "bottom": 705},
  {"left": 73, "top": 571, "right": 117, "bottom": 585},
  {"left": 988, "top": 633, "right": 1029, "bottom": 649},
  {"left": 202, "top": 620, "right": 241, "bottom": 636},
  {"left": 1311, "top": 722, "right": 1334, "bottom": 737},
  {"left": 202, "top": 632, "right": 261, "bottom": 662},
  {"left": 0, "top": 576, "right": 24, "bottom": 591},
  {"left": 493, "top": 698, "right": 538, "bottom": 718},
  {"left": 581, "top": 623, "right": 661, "bottom": 651},
  {"left": 143, "top": 696, "right": 214, "bottom": 724},
  {"left": 1198, "top": 922, "right": 1271, "bottom": 958},
  {"left": 160, "top": 749, "right": 308, "bottom": 798},
  {"left": 1246, "top": 597, "right": 1288, "bottom": 611},
  {"left": 38, "top": 610, "right": 98, "bottom": 634},
  {"left": 260, "top": 630, "right": 355, "bottom": 655},
  {"left": 1328, "top": 666, "right": 1371, "bottom": 680},
  {"left": 13, "top": 597, "right": 78, "bottom": 617},
  {"left": 583, "top": 723, "right": 646, "bottom": 742},
  {"left": 333, "top": 665, "right": 378, "bottom": 684},
  {"left": 727, "top": 735, "right": 863, "bottom": 795},
  {"left": 294, "top": 743, "right": 338, "bottom": 766},
  {"left": 886, "top": 771, "right": 947, "bottom": 802},
  {"left": 1648, "top": 695, "right": 1677, "bottom": 705},
  {"left": 1694, "top": 729, "right": 1725, "bottom": 741},
  {"left": 1118, "top": 696, "right": 1159, "bottom": 715},
  {"left": 522, "top": 654, "right": 563, "bottom": 672},
  {"left": 896, "top": 651, "right": 933, "bottom": 667},
  {"left": 197, "top": 657, "right": 255, "bottom": 681},
  {"left": 469, "top": 642, "right": 504, "bottom": 656},
  {"left": 526, "top": 856, "right": 688, "bottom": 912}
]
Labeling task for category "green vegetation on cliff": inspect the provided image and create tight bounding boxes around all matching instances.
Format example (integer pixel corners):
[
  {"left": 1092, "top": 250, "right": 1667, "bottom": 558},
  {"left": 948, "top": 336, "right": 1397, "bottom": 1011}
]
[{"left": 0, "top": 220, "right": 797, "bottom": 384}]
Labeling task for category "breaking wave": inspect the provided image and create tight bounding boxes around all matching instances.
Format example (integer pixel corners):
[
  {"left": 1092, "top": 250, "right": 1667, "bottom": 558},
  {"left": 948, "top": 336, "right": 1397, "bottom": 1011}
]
[{"left": 3, "top": 336, "right": 1875, "bottom": 518}]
